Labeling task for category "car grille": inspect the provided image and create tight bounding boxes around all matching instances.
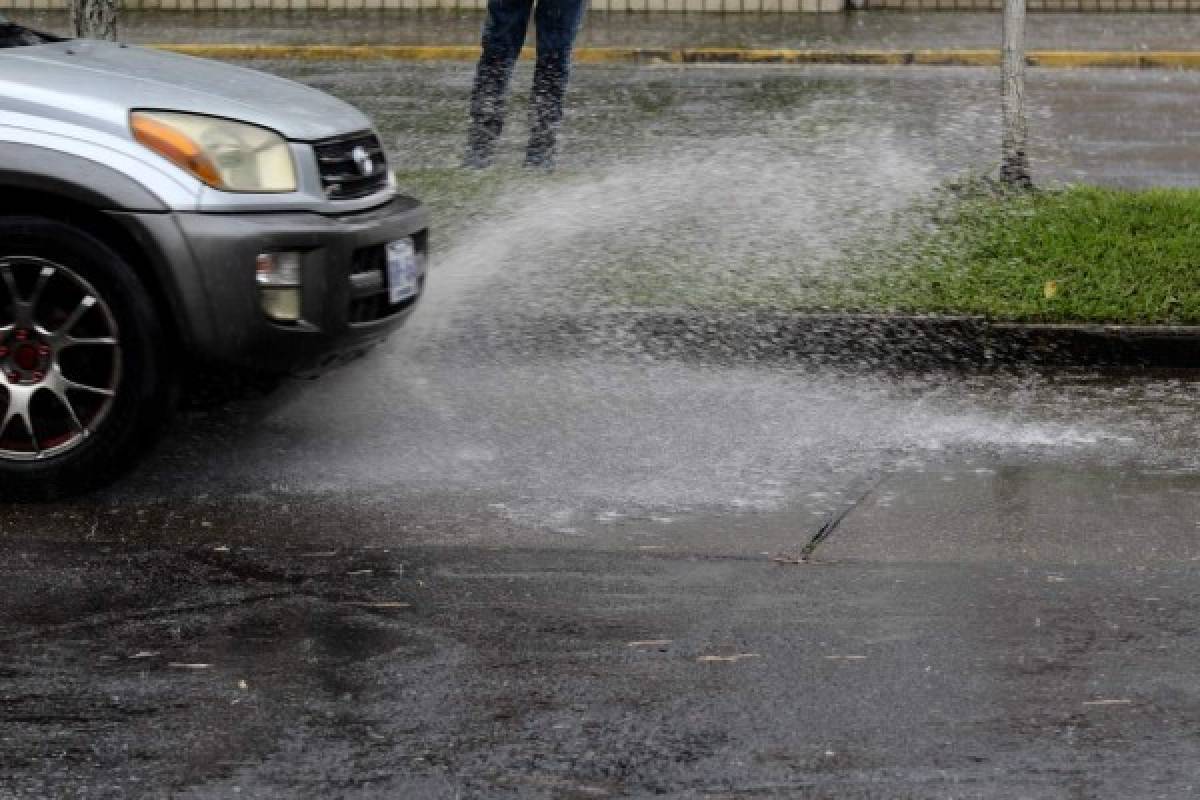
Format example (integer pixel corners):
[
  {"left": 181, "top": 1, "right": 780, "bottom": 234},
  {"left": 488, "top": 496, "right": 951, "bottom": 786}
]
[
  {"left": 313, "top": 132, "right": 388, "bottom": 200},
  {"left": 347, "top": 233, "right": 426, "bottom": 325}
]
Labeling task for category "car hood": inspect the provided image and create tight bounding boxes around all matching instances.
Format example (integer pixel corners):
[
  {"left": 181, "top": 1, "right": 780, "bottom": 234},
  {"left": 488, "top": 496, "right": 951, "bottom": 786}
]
[{"left": 0, "top": 39, "right": 373, "bottom": 141}]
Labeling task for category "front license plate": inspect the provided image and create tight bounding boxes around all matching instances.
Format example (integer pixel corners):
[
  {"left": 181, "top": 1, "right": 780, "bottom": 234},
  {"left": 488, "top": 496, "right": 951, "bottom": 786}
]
[{"left": 386, "top": 239, "right": 419, "bottom": 304}]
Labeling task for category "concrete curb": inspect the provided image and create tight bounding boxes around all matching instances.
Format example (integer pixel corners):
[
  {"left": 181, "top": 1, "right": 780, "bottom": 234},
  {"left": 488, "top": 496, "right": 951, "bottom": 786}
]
[
  {"left": 519, "top": 311, "right": 1200, "bottom": 369},
  {"left": 154, "top": 44, "right": 1200, "bottom": 69}
]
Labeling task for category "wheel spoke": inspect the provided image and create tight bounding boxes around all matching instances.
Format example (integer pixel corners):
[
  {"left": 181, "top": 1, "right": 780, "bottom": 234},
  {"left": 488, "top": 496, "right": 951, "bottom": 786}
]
[
  {"left": 54, "top": 295, "right": 97, "bottom": 339},
  {"left": 1, "top": 386, "right": 37, "bottom": 455},
  {"left": 62, "top": 378, "right": 115, "bottom": 398},
  {"left": 60, "top": 336, "right": 118, "bottom": 348},
  {"left": 0, "top": 263, "right": 20, "bottom": 324},
  {"left": 48, "top": 384, "right": 84, "bottom": 434},
  {"left": 0, "top": 262, "right": 55, "bottom": 329},
  {"left": 26, "top": 266, "right": 55, "bottom": 326}
]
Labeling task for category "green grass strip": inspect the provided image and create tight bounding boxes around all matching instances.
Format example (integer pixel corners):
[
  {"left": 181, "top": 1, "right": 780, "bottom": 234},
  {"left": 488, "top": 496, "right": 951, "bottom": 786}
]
[{"left": 856, "top": 184, "right": 1200, "bottom": 325}]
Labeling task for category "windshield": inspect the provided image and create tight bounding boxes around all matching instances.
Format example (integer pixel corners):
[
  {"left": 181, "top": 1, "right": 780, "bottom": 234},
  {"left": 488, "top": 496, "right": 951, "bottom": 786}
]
[{"left": 0, "top": 19, "right": 59, "bottom": 47}]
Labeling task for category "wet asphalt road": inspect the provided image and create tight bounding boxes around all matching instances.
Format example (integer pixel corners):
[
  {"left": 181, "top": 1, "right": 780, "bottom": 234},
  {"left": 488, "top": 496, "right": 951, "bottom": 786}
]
[
  {"left": 277, "top": 59, "right": 1200, "bottom": 186},
  {"left": 8, "top": 466, "right": 1200, "bottom": 798},
  {"left": 6, "top": 62, "right": 1200, "bottom": 797}
]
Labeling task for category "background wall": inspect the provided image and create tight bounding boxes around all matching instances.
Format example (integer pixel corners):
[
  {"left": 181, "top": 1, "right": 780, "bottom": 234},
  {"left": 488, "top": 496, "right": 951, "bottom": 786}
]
[{"left": 2, "top": 0, "right": 1193, "bottom": 15}]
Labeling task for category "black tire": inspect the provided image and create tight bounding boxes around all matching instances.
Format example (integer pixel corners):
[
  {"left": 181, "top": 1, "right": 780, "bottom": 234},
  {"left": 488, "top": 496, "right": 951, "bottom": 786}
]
[{"left": 0, "top": 217, "right": 174, "bottom": 501}]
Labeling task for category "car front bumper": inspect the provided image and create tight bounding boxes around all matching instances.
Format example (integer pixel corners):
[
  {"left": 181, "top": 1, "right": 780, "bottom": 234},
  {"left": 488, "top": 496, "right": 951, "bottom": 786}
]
[{"left": 119, "top": 195, "right": 431, "bottom": 374}]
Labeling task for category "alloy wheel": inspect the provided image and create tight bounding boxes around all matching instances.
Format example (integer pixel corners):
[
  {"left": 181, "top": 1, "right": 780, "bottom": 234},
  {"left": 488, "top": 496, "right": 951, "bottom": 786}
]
[{"left": 0, "top": 256, "right": 121, "bottom": 461}]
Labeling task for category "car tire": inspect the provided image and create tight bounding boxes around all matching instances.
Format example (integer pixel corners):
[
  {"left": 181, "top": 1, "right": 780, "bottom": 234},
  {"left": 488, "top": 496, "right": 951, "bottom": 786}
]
[{"left": 0, "top": 217, "right": 174, "bottom": 501}]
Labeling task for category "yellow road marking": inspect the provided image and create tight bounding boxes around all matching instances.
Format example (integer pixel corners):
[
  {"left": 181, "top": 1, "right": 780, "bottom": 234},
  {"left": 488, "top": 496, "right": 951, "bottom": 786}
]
[{"left": 151, "top": 44, "right": 1200, "bottom": 71}]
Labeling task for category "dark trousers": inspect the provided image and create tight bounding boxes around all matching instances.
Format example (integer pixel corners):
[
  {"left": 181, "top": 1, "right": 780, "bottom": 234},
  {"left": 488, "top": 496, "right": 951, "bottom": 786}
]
[{"left": 465, "top": 0, "right": 587, "bottom": 168}]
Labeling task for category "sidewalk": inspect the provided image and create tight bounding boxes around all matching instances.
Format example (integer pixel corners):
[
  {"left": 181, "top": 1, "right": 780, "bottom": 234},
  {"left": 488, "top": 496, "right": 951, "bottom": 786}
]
[{"left": 17, "top": 9, "right": 1200, "bottom": 51}]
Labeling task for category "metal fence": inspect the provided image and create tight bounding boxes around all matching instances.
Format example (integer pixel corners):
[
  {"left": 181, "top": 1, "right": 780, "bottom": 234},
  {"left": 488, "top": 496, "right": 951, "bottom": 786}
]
[
  {"left": 7, "top": 0, "right": 824, "bottom": 8},
  {"left": 3, "top": 0, "right": 1195, "bottom": 11},
  {"left": 3, "top": 0, "right": 840, "bottom": 8},
  {"left": 864, "top": 0, "right": 1196, "bottom": 9}
]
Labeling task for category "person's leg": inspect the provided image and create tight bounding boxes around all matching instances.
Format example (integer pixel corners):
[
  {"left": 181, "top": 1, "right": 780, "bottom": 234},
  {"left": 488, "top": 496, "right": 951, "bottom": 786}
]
[
  {"left": 526, "top": 0, "right": 587, "bottom": 168},
  {"left": 465, "top": 0, "right": 535, "bottom": 168}
]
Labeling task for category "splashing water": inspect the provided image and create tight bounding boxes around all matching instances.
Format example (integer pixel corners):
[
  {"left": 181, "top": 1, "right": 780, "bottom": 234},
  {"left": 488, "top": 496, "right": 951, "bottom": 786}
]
[
  {"left": 413, "top": 128, "right": 939, "bottom": 336},
  {"left": 112, "top": 62, "right": 1200, "bottom": 533},
  {"left": 127, "top": 125, "right": 1190, "bottom": 530}
]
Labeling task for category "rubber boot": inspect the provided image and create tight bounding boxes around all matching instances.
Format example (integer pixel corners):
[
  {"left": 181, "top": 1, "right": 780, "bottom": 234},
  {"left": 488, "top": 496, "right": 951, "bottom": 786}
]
[
  {"left": 465, "top": 56, "right": 514, "bottom": 169},
  {"left": 525, "top": 53, "right": 569, "bottom": 170}
]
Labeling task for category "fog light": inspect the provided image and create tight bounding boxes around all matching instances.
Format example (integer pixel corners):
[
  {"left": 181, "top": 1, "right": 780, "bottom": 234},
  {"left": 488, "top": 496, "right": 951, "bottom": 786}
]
[
  {"left": 259, "top": 287, "right": 302, "bottom": 323},
  {"left": 256, "top": 252, "right": 302, "bottom": 323},
  {"left": 256, "top": 252, "right": 302, "bottom": 286}
]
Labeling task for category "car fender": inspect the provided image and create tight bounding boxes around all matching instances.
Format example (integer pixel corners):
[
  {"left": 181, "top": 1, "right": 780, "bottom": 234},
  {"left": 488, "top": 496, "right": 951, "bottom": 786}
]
[
  {"left": 0, "top": 141, "right": 217, "bottom": 353},
  {"left": 0, "top": 140, "right": 189, "bottom": 212}
]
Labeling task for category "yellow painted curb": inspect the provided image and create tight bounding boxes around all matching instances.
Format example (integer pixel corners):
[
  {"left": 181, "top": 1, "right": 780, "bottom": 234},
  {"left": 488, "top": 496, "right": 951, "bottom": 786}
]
[
  {"left": 153, "top": 44, "right": 1200, "bottom": 70},
  {"left": 1028, "top": 50, "right": 1200, "bottom": 69},
  {"left": 157, "top": 44, "right": 483, "bottom": 60}
]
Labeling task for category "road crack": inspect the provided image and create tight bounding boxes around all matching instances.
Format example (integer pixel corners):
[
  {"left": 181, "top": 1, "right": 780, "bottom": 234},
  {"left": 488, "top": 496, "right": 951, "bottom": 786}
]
[{"left": 775, "top": 471, "right": 888, "bottom": 564}]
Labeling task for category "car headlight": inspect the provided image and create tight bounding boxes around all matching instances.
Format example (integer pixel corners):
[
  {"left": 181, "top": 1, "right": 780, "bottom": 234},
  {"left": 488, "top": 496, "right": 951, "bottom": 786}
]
[{"left": 131, "top": 111, "right": 297, "bottom": 193}]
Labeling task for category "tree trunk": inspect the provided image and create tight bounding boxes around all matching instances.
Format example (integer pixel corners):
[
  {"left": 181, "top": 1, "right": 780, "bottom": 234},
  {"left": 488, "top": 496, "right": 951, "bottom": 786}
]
[
  {"left": 71, "top": 0, "right": 118, "bottom": 41},
  {"left": 1001, "top": 0, "right": 1030, "bottom": 188}
]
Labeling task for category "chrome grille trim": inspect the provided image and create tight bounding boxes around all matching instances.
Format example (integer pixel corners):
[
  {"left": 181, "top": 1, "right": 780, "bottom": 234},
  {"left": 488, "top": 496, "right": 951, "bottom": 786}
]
[{"left": 313, "top": 131, "right": 388, "bottom": 200}]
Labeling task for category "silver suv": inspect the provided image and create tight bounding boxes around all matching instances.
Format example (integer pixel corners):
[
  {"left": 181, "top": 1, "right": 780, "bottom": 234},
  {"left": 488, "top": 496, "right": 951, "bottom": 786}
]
[{"left": 0, "top": 18, "right": 430, "bottom": 499}]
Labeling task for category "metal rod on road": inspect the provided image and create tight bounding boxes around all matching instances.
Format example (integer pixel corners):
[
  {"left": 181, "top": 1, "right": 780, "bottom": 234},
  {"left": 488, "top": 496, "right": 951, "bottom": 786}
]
[{"left": 1001, "top": 0, "right": 1031, "bottom": 188}]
